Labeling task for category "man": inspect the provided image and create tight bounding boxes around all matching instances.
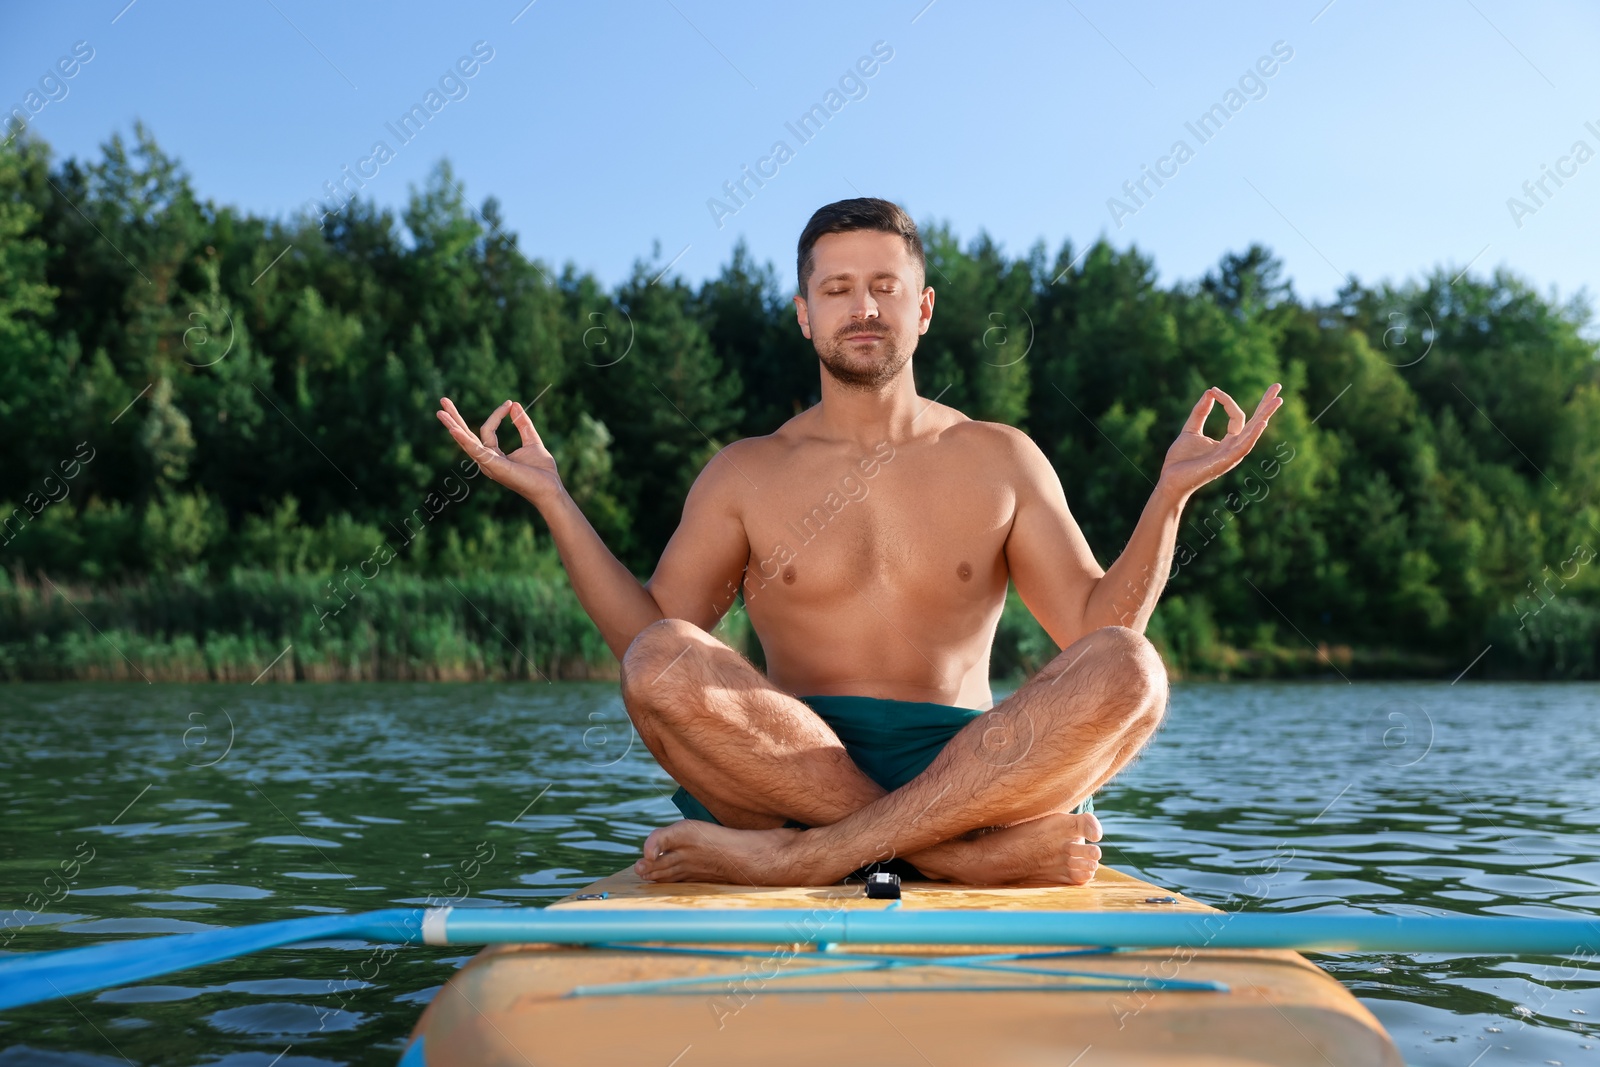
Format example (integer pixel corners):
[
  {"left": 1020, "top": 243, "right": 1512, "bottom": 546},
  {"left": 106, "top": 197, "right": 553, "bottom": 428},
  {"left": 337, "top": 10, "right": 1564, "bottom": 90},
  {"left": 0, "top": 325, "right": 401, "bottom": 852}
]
[{"left": 436, "top": 198, "right": 1282, "bottom": 887}]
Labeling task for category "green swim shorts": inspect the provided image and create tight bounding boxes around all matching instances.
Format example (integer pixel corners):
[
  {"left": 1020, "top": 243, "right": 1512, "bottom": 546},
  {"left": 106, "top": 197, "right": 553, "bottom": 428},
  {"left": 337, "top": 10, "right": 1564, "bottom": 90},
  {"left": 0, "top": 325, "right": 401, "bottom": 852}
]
[{"left": 669, "top": 693, "right": 1092, "bottom": 828}]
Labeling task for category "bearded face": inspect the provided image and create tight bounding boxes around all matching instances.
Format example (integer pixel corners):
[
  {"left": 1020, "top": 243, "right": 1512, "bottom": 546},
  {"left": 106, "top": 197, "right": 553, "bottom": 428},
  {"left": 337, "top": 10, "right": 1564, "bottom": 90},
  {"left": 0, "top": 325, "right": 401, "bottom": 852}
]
[
  {"left": 813, "top": 319, "right": 913, "bottom": 391},
  {"left": 797, "top": 229, "right": 930, "bottom": 391}
]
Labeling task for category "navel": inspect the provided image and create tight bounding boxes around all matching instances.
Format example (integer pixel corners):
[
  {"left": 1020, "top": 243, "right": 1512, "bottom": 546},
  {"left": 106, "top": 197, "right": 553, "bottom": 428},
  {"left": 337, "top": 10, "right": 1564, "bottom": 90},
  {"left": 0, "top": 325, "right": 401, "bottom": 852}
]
[
  {"left": 957, "top": 561, "right": 973, "bottom": 582},
  {"left": 782, "top": 564, "right": 797, "bottom": 584}
]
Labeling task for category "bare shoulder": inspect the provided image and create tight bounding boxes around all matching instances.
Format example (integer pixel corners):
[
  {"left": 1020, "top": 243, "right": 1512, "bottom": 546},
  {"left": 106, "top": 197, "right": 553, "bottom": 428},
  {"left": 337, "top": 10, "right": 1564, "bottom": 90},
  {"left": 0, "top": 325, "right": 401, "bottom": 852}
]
[
  {"left": 942, "top": 417, "right": 1052, "bottom": 477},
  {"left": 742, "top": 407, "right": 834, "bottom": 462},
  {"left": 695, "top": 409, "right": 850, "bottom": 488},
  {"left": 689, "top": 433, "right": 789, "bottom": 509},
  {"left": 696, "top": 435, "right": 768, "bottom": 490}
]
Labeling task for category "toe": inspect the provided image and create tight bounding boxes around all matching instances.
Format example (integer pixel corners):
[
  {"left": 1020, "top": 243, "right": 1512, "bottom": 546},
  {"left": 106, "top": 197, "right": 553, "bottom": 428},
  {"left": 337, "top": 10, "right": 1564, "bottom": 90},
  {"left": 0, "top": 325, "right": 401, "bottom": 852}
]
[
  {"left": 636, "top": 826, "right": 682, "bottom": 878},
  {"left": 638, "top": 862, "right": 674, "bottom": 883},
  {"left": 642, "top": 826, "right": 677, "bottom": 861}
]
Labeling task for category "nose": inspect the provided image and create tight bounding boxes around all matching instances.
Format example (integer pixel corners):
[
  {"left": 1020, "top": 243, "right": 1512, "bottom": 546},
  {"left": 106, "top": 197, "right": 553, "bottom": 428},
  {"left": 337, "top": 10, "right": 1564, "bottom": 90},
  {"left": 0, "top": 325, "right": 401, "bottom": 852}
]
[{"left": 849, "top": 290, "right": 879, "bottom": 321}]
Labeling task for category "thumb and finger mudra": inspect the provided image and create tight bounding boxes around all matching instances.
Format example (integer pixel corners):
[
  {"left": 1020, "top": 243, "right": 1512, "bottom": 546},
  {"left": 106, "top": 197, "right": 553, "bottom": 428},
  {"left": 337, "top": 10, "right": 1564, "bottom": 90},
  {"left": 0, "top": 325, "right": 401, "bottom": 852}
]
[
  {"left": 1175, "top": 388, "right": 1269, "bottom": 483},
  {"left": 1182, "top": 387, "right": 1249, "bottom": 440},
  {"left": 438, "top": 398, "right": 552, "bottom": 492},
  {"left": 436, "top": 398, "right": 516, "bottom": 479},
  {"left": 475, "top": 399, "right": 544, "bottom": 456}
]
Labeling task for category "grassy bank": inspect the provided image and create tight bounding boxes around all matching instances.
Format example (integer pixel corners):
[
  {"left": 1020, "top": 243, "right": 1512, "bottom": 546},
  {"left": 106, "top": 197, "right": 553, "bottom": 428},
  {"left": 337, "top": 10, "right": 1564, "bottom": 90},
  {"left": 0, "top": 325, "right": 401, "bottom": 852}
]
[
  {"left": 1, "top": 569, "right": 1551, "bottom": 684},
  {"left": 989, "top": 588, "right": 1454, "bottom": 683},
  {"left": 0, "top": 570, "right": 623, "bottom": 682}
]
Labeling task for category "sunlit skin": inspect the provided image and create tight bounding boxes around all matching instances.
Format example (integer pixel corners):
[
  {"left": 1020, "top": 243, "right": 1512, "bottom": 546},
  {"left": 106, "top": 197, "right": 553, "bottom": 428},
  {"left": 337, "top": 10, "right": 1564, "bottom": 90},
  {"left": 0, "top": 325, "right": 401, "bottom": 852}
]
[{"left": 435, "top": 226, "right": 1283, "bottom": 886}]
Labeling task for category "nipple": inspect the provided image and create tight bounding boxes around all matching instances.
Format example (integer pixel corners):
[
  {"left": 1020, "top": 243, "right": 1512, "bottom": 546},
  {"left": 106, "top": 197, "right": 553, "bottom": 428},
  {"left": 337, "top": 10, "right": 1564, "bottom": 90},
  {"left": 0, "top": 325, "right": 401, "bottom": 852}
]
[{"left": 957, "top": 561, "right": 973, "bottom": 581}]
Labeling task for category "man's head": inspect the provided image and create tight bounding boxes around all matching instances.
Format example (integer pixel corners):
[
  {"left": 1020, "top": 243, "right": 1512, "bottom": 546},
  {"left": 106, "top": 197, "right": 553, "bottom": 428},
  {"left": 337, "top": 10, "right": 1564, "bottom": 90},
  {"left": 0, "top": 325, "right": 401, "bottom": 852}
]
[{"left": 794, "top": 198, "right": 934, "bottom": 392}]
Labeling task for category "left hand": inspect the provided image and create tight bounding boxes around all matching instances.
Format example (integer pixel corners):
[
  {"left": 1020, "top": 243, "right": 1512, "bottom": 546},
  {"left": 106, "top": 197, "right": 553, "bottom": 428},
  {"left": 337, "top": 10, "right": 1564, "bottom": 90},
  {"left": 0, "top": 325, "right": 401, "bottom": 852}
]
[{"left": 1158, "top": 383, "right": 1284, "bottom": 497}]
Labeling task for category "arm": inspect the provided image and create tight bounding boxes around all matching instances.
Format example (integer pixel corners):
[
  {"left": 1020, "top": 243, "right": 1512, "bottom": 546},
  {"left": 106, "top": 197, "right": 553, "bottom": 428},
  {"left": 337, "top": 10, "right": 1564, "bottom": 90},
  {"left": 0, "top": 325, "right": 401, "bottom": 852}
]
[
  {"left": 543, "top": 455, "right": 752, "bottom": 659},
  {"left": 1000, "top": 426, "right": 1115, "bottom": 651},
  {"left": 1005, "top": 383, "right": 1283, "bottom": 646},
  {"left": 538, "top": 489, "right": 662, "bottom": 661},
  {"left": 435, "top": 397, "right": 750, "bottom": 661},
  {"left": 1079, "top": 482, "right": 1187, "bottom": 633},
  {"left": 640, "top": 444, "right": 752, "bottom": 634}
]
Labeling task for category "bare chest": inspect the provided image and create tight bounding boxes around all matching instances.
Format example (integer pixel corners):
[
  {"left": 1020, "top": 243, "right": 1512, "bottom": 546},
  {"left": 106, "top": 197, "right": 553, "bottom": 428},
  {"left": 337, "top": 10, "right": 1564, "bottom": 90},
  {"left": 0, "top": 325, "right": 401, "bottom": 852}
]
[{"left": 739, "top": 441, "right": 1014, "bottom": 609}]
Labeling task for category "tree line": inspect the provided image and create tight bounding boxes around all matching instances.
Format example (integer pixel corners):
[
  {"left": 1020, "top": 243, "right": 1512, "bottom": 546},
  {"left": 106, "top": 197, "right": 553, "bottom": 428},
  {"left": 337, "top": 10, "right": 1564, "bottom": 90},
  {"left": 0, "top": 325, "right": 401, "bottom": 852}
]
[{"left": 2, "top": 122, "right": 1597, "bottom": 680}]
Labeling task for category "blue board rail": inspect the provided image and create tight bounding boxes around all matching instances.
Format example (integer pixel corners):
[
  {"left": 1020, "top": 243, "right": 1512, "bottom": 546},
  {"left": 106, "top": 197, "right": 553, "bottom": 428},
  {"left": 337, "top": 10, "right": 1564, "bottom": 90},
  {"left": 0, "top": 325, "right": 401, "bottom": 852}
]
[{"left": 3, "top": 904, "right": 1600, "bottom": 1011}]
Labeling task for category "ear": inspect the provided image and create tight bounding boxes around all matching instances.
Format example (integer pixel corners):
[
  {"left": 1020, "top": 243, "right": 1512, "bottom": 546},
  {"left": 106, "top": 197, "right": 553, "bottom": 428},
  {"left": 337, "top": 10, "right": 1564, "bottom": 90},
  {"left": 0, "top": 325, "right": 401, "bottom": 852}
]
[{"left": 793, "top": 294, "right": 811, "bottom": 338}]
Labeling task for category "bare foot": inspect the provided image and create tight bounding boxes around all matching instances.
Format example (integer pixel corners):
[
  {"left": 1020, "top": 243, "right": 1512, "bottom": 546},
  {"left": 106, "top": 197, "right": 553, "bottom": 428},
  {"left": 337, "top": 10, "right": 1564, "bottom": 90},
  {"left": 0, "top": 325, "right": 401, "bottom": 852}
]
[
  {"left": 632, "top": 812, "right": 1104, "bottom": 887},
  {"left": 633, "top": 820, "right": 835, "bottom": 885},
  {"left": 907, "top": 811, "right": 1103, "bottom": 886}
]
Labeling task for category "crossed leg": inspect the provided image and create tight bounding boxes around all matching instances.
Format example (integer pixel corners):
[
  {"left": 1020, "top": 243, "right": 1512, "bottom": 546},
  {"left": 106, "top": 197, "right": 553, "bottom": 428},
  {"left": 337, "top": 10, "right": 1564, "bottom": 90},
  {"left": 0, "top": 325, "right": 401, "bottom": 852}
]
[{"left": 620, "top": 618, "right": 1168, "bottom": 886}]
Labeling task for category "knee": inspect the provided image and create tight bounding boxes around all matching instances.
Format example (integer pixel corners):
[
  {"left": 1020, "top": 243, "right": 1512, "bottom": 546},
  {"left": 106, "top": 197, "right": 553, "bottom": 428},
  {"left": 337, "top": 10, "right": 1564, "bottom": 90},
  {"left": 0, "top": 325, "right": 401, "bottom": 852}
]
[
  {"left": 1063, "top": 625, "right": 1169, "bottom": 720},
  {"left": 621, "top": 618, "right": 711, "bottom": 709},
  {"left": 1100, "top": 625, "right": 1169, "bottom": 717}
]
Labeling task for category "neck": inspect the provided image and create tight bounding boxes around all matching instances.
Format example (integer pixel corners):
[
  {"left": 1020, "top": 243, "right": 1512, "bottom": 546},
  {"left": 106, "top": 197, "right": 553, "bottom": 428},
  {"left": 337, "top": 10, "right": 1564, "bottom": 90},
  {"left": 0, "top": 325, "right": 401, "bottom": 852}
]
[{"left": 812, "top": 364, "right": 931, "bottom": 446}]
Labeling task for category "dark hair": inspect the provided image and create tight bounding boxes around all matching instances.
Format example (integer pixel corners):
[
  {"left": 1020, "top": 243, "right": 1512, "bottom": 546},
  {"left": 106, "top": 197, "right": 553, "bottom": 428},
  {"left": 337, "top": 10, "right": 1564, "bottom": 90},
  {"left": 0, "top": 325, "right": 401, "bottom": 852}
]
[{"left": 796, "top": 197, "right": 925, "bottom": 298}]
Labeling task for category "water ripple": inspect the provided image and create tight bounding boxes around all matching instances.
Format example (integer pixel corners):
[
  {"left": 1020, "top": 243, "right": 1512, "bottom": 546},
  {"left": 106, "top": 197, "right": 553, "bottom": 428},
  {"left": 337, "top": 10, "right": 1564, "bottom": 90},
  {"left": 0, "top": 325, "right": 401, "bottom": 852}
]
[{"left": 1, "top": 678, "right": 1598, "bottom": 1065}]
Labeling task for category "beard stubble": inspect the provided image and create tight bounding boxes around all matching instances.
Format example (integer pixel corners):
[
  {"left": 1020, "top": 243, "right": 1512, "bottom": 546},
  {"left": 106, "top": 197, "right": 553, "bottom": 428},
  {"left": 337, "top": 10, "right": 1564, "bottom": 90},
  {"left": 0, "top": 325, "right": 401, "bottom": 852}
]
[{"left": 814, "top": 323, "right": 913, "bottom": 391}]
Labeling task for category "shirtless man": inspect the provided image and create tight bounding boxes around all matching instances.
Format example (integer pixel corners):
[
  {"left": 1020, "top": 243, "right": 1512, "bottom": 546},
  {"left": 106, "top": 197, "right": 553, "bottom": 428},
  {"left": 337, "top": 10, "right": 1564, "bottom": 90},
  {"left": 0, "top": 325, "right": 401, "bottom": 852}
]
[{"left": 436, "top": 198, "right": 1282, "bottom": 887}]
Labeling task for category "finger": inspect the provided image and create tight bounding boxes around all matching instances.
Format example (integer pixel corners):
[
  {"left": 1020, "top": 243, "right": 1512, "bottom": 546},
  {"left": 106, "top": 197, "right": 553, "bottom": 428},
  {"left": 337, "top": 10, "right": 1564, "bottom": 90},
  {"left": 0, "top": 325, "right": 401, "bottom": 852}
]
[
  {"left": 438, "top": 397, "right": 477, "bottom": 439},
  {"left": 1243, "top": 387, "right": 1284, "bottom": 433},
  {"left": 1227, "top": 402, "right": 1282, "bottom": 460},
  {"left": 437, "top": 410, "right": 502, "bottom": 464},
  {"left": 1213, "top": 389, "right": 1247, "bottom": 436},
  {"left": 436, "top": 405, "right": 505, "bottom": 461},
  {"left": 440, "top": 396, "right": 473, "bottom": 422},
  {"left": 1180, "top": 388, "right": 1218, "bottom": 435},
  {"left": 478, "top": 399, "right": 514, "bottom": 450},
  {"left": 509, "top": 401, "right": 541, "bottom": 450},
  {"left": 1248, "top": 384, "right": 1273, "bottom": 416},
  {"left": 1236, "top": 417, "right": 1272, "bottom": 456},
  {"left": 1247, "top": 383, "right": 1283, "bottom": 424},
  {"left": 437, "top": 397, "right": 463, "bottom": 432}
]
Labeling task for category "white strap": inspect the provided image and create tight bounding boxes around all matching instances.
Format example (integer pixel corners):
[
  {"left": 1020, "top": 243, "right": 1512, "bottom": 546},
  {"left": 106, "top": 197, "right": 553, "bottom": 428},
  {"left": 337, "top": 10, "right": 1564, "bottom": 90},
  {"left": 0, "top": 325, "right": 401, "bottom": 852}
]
[{"left": 421, "top": 907, "right": 453, "bottom": 945}]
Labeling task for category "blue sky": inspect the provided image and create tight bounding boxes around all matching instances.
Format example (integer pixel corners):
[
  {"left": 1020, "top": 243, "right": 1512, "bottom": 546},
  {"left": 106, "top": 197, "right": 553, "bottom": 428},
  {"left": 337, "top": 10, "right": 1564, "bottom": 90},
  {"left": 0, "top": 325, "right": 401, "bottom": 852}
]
[{"left": 6, "top": 0, "right": 1598, "bottom": 313}]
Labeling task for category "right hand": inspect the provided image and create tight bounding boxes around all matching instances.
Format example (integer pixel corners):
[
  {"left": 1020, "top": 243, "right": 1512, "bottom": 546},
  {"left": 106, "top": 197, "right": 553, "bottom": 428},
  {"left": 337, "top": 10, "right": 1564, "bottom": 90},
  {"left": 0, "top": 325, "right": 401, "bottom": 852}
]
[{"left": 436, "top": 397, "right": 563, "bottom": 507}]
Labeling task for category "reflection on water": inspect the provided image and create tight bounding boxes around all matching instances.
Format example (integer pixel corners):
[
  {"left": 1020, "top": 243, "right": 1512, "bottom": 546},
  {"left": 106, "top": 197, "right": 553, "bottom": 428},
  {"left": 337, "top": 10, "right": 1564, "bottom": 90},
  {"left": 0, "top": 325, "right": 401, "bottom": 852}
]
[{"left": 0, "top": 680, "right": 1598, "bottom": 1065}]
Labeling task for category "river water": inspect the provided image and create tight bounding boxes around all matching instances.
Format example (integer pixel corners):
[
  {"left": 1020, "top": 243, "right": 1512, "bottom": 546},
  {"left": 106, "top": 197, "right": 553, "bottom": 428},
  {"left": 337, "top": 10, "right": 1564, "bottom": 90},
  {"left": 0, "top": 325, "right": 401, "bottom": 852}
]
[{"left": 0, "top": 680, "right": 1597, "bottom": 1066}]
